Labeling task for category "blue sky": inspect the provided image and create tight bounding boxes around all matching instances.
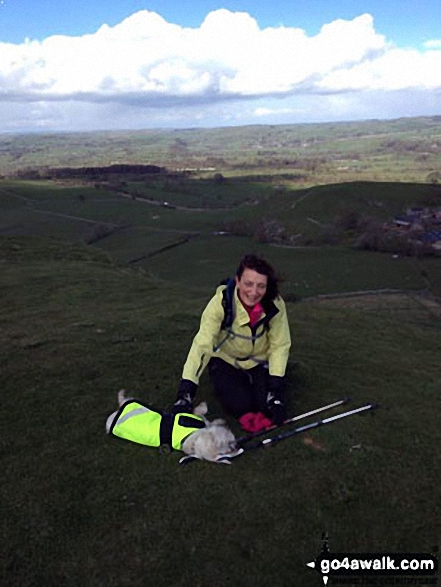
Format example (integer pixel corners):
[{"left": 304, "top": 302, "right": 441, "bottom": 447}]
[{"left": 0, "top": 0, "right": 440, "bottom": 132}]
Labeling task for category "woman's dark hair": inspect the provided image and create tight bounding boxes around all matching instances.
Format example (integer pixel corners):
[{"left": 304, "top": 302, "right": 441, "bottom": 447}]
[{"left": 235, "top": 254, "right": 280, "bottom": 301}]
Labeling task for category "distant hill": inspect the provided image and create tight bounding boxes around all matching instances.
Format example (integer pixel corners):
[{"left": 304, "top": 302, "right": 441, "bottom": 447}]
[{"left": 1, "top": 115, "right": 440, "bottom": 186}]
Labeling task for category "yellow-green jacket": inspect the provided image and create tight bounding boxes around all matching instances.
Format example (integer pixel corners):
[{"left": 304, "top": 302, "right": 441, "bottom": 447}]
[{"left": 182, "top": 284, "right": 291, "bottom": 384}]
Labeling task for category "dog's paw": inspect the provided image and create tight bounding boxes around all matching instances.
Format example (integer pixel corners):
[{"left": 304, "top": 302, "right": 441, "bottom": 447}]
[{"left": 215, "top": 458, "right": 232, "bottom": 465}]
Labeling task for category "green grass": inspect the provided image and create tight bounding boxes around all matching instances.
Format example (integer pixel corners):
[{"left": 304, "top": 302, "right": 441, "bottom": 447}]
[
  {"left": 92, "top": 227, "right": 190, "bottom": 265},
  {"left": 0, "top": 206, "right": 99, "bottom": 241},
  {"left": 1, "top": 236, "right": 440, "bottom": 586}
]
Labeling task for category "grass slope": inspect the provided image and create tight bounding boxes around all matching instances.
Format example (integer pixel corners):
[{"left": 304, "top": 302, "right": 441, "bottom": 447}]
[{"left": 1, "top": 236, "right": 440, "bottom": 587}]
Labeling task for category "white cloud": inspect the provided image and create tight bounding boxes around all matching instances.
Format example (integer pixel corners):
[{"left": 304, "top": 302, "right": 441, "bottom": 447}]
[
  {"left": 319, "top": 46, "right": 441, "bottom": 92},
  {"left": 424, "top": 39, "right": 441, "bottom": 49},
  {"left": 255, "top": 107, "right": 293, "bottom": 117},
  {"left": 0, "top": 9, "right": 440, "bottom": 131},
  {"left": 0, "top": 11, "right": 390, "bottom": 100}
]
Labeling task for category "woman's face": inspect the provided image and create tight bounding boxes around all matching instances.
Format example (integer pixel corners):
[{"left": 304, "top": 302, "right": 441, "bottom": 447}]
[{"left": 235, "top": 268, "right": 268, "bottom": 307}]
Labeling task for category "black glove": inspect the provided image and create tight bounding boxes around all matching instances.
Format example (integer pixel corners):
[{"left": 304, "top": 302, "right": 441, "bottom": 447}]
[
  {"left": 266, "top": 375, "right": 286, "bottom": 425},
  {"left": 266, "top": 399, "right": 286, "bottom": 425},
  {"left": 171, "top": 379, "right": 197, "bottom": 414}
]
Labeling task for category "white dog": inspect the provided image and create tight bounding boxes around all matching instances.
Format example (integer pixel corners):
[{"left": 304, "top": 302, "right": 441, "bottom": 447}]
[{"left": 106, "top": 390, "right": 238, "bottom": 464}]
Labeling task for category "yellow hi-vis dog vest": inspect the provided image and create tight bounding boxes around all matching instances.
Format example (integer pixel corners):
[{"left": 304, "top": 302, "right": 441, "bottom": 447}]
[{"left": 108, "top": 400, "right": 206, "bottom": 450}]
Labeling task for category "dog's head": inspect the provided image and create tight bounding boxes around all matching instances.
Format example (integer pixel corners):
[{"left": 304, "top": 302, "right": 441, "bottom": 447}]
[{"left": 181, "top": 402, "right": 238, "bottom": 464}]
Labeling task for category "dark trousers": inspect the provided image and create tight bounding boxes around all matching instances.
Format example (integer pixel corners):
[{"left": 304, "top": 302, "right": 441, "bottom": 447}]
[{"left": 208, "top": 357, "right": 270, "bottom": 419}]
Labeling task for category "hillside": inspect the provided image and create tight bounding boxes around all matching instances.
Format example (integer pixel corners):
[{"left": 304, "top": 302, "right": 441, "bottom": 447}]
[
  {"left": 1, "top": 176, "right": 441, "bottom": 297},
  {"left": 1, "top": 236, "right": 440, "bottom": 586}
]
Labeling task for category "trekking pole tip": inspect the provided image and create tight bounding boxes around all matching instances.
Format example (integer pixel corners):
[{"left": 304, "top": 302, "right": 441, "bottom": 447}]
[{"left": 178, "top": 455, "right": 198, "bottom": 466}]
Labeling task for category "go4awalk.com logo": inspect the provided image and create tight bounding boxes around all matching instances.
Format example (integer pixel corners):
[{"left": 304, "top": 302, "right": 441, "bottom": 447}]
[{"left": 307, "top": 538, "right": 438, "bottom": 585}]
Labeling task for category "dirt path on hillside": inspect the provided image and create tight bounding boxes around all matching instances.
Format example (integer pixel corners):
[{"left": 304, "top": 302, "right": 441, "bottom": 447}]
[
  {"left": 4, "top": 201, "right": 201, "bottom": 236},
  {"left": 30, "top": 208, "right": 116, "bottom": 226},
  {"left": 290, "top": 187, "right": 315, "bottom": 210}
]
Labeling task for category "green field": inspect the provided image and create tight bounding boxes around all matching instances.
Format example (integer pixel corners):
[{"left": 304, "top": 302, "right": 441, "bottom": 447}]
[{"left": 1, "top": 236, "right": 440, "bottom": 587}]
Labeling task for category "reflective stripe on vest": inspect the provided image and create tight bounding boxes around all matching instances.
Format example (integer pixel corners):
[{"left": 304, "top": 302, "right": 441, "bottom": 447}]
[{"left": 111, "top": 401, "right": 162, "bottom": 446}]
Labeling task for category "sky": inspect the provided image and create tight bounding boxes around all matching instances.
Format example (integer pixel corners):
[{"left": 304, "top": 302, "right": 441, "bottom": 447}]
[{"left": 0, "top": 0, "right": 441, "bottom": 133}]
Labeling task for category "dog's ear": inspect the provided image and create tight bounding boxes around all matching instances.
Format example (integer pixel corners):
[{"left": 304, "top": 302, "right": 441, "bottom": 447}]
[
  {"left": 117, "top": 389, "right": 127, "bottom": 406},
  {"left": 210, "top": 418, "right": 226, "bottom": 427},
  {"left": 193, "top": 401, "right": 208, "bottom": 416}
]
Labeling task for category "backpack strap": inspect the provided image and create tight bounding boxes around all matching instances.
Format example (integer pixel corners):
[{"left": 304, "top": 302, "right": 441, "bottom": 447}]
[
  {"left": 212, "top": 278, "right": 235, "bottom": 353},
  {"left": 220, "top": 278, "right": 236, "bottom": 330}
]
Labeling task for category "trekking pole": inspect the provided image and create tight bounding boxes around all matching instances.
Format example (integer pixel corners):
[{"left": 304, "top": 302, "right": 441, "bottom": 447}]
[
  {"left": 178, "top": 402, "right": 377, "bottom": 465},
  {"left": 227, "top": 402, "right": 377, "bottom": 461},
  {"left": 236, "top": 397, "right": 351, "bottom": 447}
]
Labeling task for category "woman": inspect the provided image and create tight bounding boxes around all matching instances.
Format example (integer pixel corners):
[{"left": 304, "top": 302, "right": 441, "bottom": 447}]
[{"left": 173, "top": 254, "right": 291, "bottom": 432}]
